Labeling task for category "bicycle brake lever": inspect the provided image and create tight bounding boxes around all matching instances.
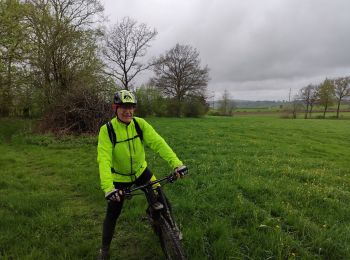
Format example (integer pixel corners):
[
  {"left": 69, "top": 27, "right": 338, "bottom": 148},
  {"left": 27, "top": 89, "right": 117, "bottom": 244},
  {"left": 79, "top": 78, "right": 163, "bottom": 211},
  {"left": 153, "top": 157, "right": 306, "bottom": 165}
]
[
  {"left": 168, "top": 174, "right": 175, "bottom": 183},
  {"left": 124, "top": 189, "right": 132, "bottom": 200}
]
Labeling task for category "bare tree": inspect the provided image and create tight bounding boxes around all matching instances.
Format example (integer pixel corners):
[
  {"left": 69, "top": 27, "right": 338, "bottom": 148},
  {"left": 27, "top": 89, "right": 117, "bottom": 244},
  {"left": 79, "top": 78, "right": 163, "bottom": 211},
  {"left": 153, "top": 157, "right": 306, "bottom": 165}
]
[
  {"left": 308, "top": 85, "right": 318, "bottom": 118},
  {"left": 102, "top": 17, "right": 157, "bottom": 90},
  {"left": 219, "top": 89, "right": 235, "bottom": 116},
  {"left": 152, "top": 44, "right": 209, "bottom": 100},
  {"left": 290, "top": 96, "right": 304, "bottom": 119},
  {"left": 333, "top": 76, "right": 350, "bottom": 118},
  {"left": 299, "top": 84, "right": 317, "bottom": 119},
  {"left": 317, "top": 78, "right": 335, "bottom": 118},
  {"left": 152, "top": 44, "right": 209, "bottom": 116}
]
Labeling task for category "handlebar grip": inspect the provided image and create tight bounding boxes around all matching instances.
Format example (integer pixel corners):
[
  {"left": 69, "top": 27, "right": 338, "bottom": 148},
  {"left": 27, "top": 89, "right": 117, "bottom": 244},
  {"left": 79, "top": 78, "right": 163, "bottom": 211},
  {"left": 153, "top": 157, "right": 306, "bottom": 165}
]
[
  {"left": 176, "top": 165, "right": 188, "bottom": 175},
  {"left": 171, "top": 166, "right": 188, "bottom": 181}
]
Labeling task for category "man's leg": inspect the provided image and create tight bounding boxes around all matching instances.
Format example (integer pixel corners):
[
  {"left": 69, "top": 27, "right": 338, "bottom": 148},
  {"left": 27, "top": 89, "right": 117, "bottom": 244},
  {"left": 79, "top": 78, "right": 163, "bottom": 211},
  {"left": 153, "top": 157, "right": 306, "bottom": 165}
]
[
  {"left": 135, "top": 168, "right": 164, "bottom": 209},
  {"left": 101, "top": 199, "right": 124, "bottom": 248},
  {"left": 99, "top": 183, "right": 129, "bottom": 259}
]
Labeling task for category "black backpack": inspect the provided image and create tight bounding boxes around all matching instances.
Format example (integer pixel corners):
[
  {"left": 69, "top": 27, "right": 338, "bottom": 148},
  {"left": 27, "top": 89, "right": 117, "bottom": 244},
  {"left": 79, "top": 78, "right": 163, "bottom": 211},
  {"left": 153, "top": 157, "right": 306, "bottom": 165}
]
[{"left": 106, "top": 118, "right": 143, "bottom": 148}]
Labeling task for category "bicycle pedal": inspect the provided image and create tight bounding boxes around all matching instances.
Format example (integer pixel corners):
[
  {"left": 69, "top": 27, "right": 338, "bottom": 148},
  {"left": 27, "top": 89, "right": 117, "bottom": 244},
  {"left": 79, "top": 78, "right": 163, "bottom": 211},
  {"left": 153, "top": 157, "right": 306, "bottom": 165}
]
[
  {"left": 152, "top": 202, "right": 164, "bottom": 210},
  {"left": 177, "top": 230, "right": 183, "bottom": 240},
  {"left": 174, "top": 224, "right": 183, "bottom": 240}
]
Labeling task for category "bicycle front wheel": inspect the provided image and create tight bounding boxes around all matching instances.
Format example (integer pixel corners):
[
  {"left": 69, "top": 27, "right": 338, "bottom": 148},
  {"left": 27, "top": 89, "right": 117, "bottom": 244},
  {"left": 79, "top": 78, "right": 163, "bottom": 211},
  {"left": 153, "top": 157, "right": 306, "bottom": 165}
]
[{"left": 157, "top": 214, "right": 186, "bottom": 260}]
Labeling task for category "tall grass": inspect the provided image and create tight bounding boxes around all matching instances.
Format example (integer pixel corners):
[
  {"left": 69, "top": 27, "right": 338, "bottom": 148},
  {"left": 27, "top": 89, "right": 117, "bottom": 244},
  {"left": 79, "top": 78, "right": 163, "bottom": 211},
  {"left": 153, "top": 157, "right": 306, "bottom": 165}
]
[{"left": 0, "top": 116, "right": 349, "bottom": 259}]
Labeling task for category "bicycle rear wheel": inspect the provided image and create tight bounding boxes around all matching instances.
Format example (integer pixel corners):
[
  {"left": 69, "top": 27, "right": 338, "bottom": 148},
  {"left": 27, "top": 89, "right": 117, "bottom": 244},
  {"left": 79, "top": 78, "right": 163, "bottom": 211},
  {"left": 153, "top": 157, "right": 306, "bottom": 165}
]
[{"left": 157, "top": 214, "right": 186, "bottom": 260}]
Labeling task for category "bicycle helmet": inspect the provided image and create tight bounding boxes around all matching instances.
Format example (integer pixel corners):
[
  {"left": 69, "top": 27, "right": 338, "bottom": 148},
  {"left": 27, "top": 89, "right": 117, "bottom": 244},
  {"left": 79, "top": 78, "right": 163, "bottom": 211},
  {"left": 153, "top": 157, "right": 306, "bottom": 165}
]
[{"left": 113, "top": 90, "right": 137, "bottom": 105}]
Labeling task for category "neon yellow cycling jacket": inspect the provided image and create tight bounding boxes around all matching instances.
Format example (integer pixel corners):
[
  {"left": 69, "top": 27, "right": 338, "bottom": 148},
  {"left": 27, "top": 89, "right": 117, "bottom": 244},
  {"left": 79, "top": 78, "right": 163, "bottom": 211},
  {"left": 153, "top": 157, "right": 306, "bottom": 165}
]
[{"left": 97, "top": 117, "right": 183, "bottom": 193}]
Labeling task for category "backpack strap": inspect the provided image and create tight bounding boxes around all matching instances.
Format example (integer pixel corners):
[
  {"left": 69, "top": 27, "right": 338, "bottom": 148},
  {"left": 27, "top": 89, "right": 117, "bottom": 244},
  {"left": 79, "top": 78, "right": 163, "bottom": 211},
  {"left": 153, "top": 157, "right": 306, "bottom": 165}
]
[
  {"left": 106, "top": 119, "right": 143, "bottom": 148},
  {"left": 106, "top": 121, "right": 116, "bottom": 147},
  {"left": 133, "top": 118, "right": 143, "bottom": 142}
]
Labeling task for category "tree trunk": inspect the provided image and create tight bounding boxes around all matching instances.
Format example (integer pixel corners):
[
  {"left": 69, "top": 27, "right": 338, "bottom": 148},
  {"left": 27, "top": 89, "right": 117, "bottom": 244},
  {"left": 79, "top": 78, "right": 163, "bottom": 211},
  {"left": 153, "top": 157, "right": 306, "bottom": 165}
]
[
  {"left": 4, "top": 55, "right": 13, "bottom": 116},
  {"left": 309, "top": 105, "right": 313, "bottom": 118},
  {"left": 336, "top": 99, "right": 341, "bottom": 119},
  {"left": 304, "top": 103, "right": 309, "bottom": 119},
  {"left": 124, "top": 73, "right": 129, "bottom": 90},
  {"left": 176, "top": 96, "right": 182, "bottom": 117},
  {"left": 323, "top": 103, "right": 328, "bottom": 119}
]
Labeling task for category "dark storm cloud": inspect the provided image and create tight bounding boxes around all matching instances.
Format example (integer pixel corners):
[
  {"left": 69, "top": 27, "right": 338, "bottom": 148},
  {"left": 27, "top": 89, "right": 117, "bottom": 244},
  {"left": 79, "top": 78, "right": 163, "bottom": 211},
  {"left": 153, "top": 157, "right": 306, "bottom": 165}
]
[{"left": 101, "top": 0, "right": 350, "bottom": 100}]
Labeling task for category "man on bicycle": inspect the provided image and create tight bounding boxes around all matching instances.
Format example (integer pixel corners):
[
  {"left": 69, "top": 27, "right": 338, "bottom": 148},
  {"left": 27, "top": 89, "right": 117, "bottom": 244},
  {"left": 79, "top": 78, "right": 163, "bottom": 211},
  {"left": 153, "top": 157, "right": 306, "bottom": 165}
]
[{"left": 97, "top": 90, "right": 186, "bottom": 259}]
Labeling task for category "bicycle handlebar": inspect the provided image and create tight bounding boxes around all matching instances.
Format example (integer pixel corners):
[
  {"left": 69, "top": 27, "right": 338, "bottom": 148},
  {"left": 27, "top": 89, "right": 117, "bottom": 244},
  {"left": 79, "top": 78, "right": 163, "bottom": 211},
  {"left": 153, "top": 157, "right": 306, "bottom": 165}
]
[{"left": 124, "top": 166, "right": 188, "bottom": 196}]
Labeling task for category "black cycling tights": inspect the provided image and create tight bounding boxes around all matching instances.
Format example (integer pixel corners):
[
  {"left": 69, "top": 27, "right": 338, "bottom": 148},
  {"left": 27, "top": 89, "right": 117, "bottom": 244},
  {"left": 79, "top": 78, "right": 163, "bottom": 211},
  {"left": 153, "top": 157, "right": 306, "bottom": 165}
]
[{"left": 102, "top": 168, "right": 153, "bottom": 248}]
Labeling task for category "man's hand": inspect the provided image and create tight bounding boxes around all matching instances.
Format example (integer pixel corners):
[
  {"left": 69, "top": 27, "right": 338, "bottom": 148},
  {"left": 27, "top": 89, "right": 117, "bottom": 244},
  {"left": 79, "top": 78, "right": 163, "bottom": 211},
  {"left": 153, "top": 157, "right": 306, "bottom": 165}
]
[
  {"left": 105, "top": 188, "right": 124, "bottom": 202},
  {"left": 174, "top": 165, "right": 188, "bottom": 179}
]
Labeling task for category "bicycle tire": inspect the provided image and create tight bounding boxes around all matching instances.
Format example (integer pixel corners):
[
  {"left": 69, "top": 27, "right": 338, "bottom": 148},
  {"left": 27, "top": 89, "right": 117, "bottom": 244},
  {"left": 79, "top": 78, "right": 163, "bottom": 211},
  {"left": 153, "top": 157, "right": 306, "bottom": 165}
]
[{"left": 157, "top": 214, "right": 186, "bottom": 260}]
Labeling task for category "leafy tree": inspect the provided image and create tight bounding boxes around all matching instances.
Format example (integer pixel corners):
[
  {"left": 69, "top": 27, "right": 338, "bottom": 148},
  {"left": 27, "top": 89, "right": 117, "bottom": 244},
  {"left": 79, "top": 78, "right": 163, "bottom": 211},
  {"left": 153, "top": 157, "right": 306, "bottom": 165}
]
[
  {"left": 152, "top": 43, "right": 209, "bottom": 116},
  {"left": 21, "top": 0, "right": 120, "bottom": 133},
  {"left": 25, "top": 0, "right": 104, "bottom": 107},
  {"left": 333, "top": 76, "right": 350, "bottom": 118},
  {"left": 317, "top": 79, "right": 335, "bottom": 118},
  {"left": 0, "top": 0, "right": 28, "bottom": 116},
  {"left": 135, "top": 85, "right": 165, "bottom": 117},
  {"left": 102, "top": 17, "right": 157, "bottom": 90}
]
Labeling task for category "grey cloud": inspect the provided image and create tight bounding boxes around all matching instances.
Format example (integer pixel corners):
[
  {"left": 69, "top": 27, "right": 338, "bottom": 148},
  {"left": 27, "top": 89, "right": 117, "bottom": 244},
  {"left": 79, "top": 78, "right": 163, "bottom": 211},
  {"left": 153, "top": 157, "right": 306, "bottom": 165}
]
[{"left": 101, "top": 0, "right": 350, "bottom": 100}]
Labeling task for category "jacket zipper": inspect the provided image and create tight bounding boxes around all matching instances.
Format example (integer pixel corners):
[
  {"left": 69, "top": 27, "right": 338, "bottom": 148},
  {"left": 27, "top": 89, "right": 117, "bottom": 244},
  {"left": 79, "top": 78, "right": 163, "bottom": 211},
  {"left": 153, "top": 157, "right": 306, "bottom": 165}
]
[{"left": 126, "top": 125, "right": 133, "bottom": 181}]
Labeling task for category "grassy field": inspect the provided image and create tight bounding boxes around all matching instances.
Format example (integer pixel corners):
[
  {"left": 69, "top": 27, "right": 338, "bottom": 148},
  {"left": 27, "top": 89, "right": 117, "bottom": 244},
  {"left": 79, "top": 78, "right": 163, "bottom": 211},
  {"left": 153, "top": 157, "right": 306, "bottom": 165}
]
[
  {"left": 0, "top": 116, "right": 349, "bottom": 259},
  {"left": 234, "top": 104, "right": 350, "bottom": 115}
]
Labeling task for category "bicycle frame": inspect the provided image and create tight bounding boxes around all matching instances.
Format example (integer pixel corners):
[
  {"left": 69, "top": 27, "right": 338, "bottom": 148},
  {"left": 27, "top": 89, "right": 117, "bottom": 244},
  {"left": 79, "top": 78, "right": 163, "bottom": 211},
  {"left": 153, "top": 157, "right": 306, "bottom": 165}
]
[
  {"left": 125, "top": 173, "right": 175, "bottom": 194},
  {"left": 123, "top": 170, "right": 187, "bottom": 260},
  {"left": 124, "top": 173, "right": 176, "bottom": 227}
]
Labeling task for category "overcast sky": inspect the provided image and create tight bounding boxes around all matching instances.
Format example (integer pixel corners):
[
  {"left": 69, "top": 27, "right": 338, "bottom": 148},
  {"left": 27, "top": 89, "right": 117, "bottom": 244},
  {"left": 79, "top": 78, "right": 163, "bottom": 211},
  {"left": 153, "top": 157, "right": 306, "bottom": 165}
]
[{"left": 101, "top": 0, "right": 350, "bottom": 101}]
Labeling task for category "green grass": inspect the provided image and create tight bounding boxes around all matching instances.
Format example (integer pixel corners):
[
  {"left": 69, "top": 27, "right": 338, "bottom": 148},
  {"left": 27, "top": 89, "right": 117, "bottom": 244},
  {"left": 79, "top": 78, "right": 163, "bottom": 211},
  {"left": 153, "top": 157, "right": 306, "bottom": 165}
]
[
  {"left": 0, "top": 116, "right": 349, "bottom": 259},
  {"left": 235, "top": 107, "right": 282, "bottom": 112},
  {"left": 235, "top": 104, "right": 350, "bottom": 115}
]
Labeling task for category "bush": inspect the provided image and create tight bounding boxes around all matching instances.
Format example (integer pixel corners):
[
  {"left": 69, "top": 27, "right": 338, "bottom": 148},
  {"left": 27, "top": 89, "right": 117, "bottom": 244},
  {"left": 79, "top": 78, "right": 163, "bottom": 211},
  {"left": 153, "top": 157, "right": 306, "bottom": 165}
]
[
  {"left": 135, "top": 85, "right": 209, "bottom": 117},
  {"left": 36, "top": 87, "right": 113, "bottom": 135},
  {"left": 279, "top": 113, "right": 293, "bottom": 119},
  {"left": 166, "top": 99, "right": 182, "bottom": 117},
  {"left": 315, "top": 115, "right": 325, "bottom": 119},
  {"left": 135, "top": 86, "right": 167, "bottom": 117},
  {"left": 183, "top": 96, "right": 208, "bottom": 117},
  {"left": 207, "top": 109, "right": 221, "bottom": 116}
]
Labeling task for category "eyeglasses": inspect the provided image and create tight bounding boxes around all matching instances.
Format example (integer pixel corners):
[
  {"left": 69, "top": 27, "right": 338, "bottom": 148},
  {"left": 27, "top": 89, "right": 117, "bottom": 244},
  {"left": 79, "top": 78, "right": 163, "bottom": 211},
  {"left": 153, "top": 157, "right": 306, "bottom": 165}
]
[{"left": 119, "top": 104, "right": 136, "bottom": 109}]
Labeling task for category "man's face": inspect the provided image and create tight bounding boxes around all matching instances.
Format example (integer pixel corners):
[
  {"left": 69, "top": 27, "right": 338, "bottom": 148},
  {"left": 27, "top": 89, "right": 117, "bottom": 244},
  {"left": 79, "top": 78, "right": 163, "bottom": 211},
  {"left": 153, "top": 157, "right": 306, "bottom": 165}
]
[{"left": 116, "top": 104, "right": 136, "bottom": 123}]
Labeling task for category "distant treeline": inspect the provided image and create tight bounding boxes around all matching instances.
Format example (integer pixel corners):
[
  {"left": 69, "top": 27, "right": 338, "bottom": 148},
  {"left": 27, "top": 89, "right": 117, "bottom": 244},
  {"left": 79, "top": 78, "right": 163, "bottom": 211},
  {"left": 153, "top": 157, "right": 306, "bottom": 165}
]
[
  {"left": 211, "top": 100, "right": 286, "bottom": 109},
  {"left": 210, "top": 77, "right": 350, "bottom": 118},
  {"left": 291, "top": 77, "right": 350, "bottom": 119}
]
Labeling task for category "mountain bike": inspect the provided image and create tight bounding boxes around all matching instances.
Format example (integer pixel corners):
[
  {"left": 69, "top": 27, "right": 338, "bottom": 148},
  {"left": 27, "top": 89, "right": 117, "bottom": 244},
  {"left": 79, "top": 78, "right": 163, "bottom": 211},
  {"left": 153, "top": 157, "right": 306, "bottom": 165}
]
[{"left": 124, "top": 167, "right": 188, "bottom": 260}]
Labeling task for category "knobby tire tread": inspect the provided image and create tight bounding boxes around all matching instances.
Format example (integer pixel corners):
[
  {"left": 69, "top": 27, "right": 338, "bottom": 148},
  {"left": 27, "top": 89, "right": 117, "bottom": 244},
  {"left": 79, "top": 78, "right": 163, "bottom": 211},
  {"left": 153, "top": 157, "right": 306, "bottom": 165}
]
[{"left": 157, "top": 214, "right": 186, "bottom": 260}]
